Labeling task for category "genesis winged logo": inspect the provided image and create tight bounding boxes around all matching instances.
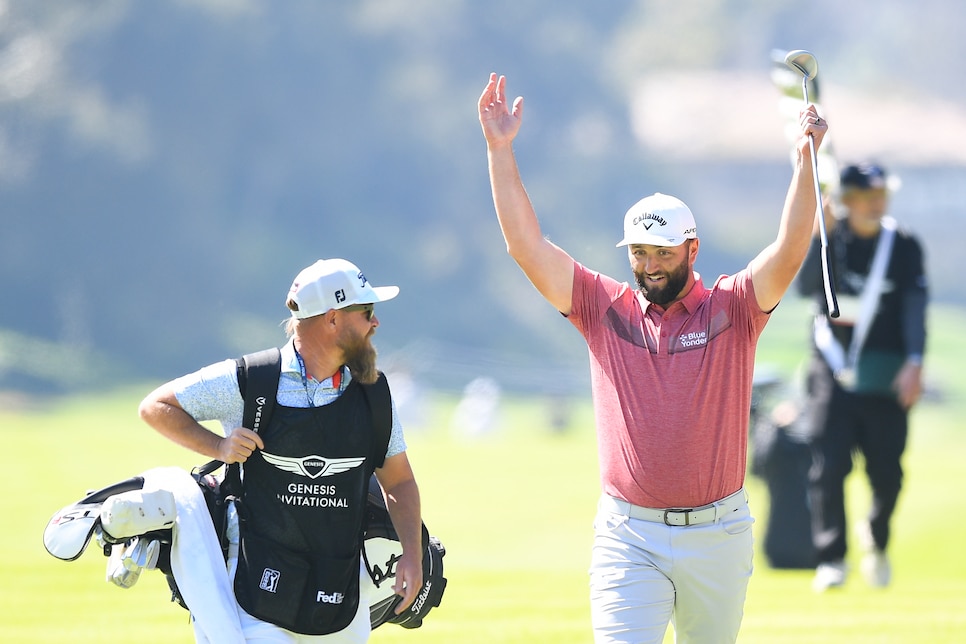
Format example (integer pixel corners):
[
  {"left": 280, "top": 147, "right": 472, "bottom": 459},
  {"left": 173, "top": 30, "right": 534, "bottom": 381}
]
[{"left": 261, "top": 452, "right": 366, "bottom": 479}]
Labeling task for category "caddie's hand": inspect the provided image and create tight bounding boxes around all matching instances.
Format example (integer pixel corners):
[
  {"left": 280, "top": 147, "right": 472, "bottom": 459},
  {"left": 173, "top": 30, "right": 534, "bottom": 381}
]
[
  {"left": 479, "top": 72, "right": 523, "bottom": 148},
  {"left": 893, "top": 361, "right": 924, "bottom": 410},
  {"left": 392, "top": 549, "right": 424, "bottom": 615},
  {"left": 800, "top": 105, "right": 828, "bottom": 151},
  {"left": 219, "top": 427, "right": 264, "bottom": 464}
]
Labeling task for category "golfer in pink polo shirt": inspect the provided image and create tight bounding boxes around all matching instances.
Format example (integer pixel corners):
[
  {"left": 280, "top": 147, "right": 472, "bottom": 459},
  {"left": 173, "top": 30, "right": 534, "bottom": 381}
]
[{"left": 478, "top": 72, "right": 829, "bottom": 643}]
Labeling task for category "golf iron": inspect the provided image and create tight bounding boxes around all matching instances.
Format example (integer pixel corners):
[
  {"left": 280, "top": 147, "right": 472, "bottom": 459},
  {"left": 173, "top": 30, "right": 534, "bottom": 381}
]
[{"left": 783, "top": 49, "right": 839, "bottom": 318}]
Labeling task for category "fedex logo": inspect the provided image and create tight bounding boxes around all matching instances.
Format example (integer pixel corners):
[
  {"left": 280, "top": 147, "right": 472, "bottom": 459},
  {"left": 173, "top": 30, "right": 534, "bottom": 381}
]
[{"left": 317, "top": 590, "right": 345, "bottom": 604}]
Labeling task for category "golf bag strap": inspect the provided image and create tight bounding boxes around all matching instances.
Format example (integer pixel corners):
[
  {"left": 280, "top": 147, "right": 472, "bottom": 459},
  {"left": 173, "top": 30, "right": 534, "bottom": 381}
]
[
  {"left": 844, "top": 216, "right": 896, "bottom": 370},
  {"left": 360, "top": 372, "right": 392, "bottom": 469},
  {"left": 237, "top": 347, "right": 282, "bottom": 432},
  {"left": 224, "top": 347, "right": 282, "bottom": 493}
]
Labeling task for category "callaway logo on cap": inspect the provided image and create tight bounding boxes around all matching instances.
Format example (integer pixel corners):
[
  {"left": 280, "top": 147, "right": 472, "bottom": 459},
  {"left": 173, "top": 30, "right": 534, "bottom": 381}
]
[
  {"left": 616, "top": 193, "right": 697, "bottom": 248},
  {"left": 287, "top": 258, "right": 399, "bottom": 319}
]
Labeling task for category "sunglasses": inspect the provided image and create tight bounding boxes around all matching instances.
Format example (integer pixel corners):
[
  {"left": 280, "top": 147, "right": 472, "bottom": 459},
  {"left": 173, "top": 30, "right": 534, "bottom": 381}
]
[{"left": 340, "top": 303, "right": 375, "bottom": 321}]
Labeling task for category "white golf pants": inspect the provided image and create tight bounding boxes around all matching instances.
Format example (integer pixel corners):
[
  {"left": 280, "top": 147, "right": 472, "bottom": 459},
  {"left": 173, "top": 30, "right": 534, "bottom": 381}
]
[{"left": 589, "top": 492, "right": 754, "bottom": 643}]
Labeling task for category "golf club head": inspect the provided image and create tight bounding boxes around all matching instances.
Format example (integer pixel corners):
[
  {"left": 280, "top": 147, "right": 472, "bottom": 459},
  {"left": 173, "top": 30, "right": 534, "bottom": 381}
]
[
  {"left": 43, "top": 475, "right": 147, "bottom": 561},
  {"left": 44, "top": 501, "right": 103, "bottom": 561},
  {"left": 784, "top": 49, "right": 818, "bottom": 81}
]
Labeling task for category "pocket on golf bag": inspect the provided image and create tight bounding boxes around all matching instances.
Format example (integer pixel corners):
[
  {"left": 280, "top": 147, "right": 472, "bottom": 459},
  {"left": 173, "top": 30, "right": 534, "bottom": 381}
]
[{"left": 233, "top": 529, "right": 360, "bottom": 635}]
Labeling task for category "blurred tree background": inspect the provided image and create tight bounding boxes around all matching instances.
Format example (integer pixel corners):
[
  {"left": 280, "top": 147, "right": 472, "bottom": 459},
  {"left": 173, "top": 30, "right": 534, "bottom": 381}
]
[{"left": 1, "top": 0, "right": 963, "bottom": 394}]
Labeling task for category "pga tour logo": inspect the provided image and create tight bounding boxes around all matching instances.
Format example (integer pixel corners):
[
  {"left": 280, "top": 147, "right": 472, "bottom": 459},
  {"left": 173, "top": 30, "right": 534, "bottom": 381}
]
[{"left": 259, "top": 568, "right": 280, "bottom": 593}]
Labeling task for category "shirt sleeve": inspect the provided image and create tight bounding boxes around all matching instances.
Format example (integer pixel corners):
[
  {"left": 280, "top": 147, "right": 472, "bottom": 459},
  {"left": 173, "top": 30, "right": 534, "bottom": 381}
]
[
  {"left": 386, "top": 396, "right": 407, "bottom": 458},
  {"left": 569, "top": 260, "right": 627, "bottom": 335},
  {"left": 899, "top": 235, "right": 929, "bottom": 357},
  {"left": 715, "top": 269, "right": 771, "bottom": 337},
  {"left": 170, "top": 358, "right": 245, "bottom": 434}
]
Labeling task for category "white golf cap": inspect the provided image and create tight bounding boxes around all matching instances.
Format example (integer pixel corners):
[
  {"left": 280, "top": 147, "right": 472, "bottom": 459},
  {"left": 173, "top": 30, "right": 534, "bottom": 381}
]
[
  {"left": 615, "top": 193, "right": 697, "bottom": 247},
  {"left": 287, "top": 258, "right": 399, "bottom": 319}
]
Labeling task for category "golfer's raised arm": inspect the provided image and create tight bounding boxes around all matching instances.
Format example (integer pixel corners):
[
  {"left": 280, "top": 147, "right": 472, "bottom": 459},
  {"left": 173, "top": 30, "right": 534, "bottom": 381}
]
[
  {"left": 749, "top": 105, "right": 828, "bottom": 312},
  {"left": 479, "top": 73, "right": 575, "bottom": 315}
]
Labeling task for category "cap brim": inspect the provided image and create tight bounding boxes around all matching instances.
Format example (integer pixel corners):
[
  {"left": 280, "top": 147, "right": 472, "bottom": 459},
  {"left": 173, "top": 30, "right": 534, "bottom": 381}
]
[
  {"left": 616, "top": 235, "right": 688, "bottom": 248},
  {"left": 354, "top": 285, "right": 400, "bottom": 304}
]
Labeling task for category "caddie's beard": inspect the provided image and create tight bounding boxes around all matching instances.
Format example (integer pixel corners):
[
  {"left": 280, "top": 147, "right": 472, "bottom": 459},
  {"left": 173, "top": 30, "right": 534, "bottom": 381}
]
[
  {"left": 340, "top": 331, "right": 379, "bottom": 384},
  {"left": 635, "top": 255, "right": 691, "bottom": 306}
]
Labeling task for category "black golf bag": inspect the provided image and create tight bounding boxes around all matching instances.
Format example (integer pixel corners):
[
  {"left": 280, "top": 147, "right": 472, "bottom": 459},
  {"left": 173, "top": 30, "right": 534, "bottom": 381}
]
[
  {"left": 751, "top": 402, "right": 816, "bottom": 569},
  {"left": 43, "top": 466, "right": 446, "bottom": 630}
]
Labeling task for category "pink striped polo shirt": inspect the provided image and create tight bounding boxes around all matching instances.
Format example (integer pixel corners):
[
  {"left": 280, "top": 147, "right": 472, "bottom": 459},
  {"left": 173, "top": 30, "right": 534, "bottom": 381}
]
[{"left": 568, "top": 261, "right": 770, "bottom": 509}]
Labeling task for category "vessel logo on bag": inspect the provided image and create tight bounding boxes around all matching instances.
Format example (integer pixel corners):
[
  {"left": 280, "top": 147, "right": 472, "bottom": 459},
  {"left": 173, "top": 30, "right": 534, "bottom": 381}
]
[{"left": 259, "top": 567, "right": 281, "bottom": 593}]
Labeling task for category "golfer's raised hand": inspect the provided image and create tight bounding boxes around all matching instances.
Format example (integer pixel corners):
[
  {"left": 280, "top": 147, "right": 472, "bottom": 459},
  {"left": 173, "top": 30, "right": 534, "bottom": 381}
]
[
  {"left": 799, "top": 104, "right": 828, "bottom": 151},
  {"left": 479, "top": 73, "right": 523, "bottom": 148},
  {"left": 219, "top": 427, "right": 264, "bottom": 464}
]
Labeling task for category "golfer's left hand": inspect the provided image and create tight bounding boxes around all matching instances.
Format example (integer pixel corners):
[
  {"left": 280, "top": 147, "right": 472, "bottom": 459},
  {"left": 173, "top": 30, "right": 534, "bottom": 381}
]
[
  {"left": 800, "top": 105, "right": 828, "bottom": 150},
  {"left": 392, "top": 549, "right": 424, "bottom": 614}
]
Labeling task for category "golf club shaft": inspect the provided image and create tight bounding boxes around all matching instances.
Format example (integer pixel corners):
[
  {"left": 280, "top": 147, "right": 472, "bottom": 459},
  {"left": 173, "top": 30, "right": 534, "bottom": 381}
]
[{"left": 802, "top": 78, "right": 840, "bottom": 318}]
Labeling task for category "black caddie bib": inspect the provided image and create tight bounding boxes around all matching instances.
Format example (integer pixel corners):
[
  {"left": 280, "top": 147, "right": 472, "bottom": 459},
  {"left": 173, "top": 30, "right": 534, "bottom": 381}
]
[{"left": 233, "top": 380, "right": 376, "bottom": 635}]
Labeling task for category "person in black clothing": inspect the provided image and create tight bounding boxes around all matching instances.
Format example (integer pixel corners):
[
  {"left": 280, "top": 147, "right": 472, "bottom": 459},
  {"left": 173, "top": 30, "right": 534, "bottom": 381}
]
[{"left": 798, "top": 163, "right": 928, "bottom": 591}]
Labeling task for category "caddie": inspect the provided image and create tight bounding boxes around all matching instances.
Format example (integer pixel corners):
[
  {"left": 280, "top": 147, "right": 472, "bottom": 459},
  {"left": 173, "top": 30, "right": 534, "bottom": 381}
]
[{"left": 138, "top": 258, "right": 423, "bottom": 643}]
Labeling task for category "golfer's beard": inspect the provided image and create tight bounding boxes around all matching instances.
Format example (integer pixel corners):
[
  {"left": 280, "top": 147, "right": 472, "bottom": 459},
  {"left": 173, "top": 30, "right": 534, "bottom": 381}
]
[
  {"left": 342, "top": 334, "right": 379, "bottom": 384},
  {"left": 636, "top": 260, "right": 690, "bottom": 306}
]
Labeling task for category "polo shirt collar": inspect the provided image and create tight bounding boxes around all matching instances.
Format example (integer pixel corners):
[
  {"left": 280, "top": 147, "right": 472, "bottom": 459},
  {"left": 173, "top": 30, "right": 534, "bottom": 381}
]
[
  {"left": 280, "top": 339, "right": 302, "bottom": 374},
  {"left": 640, "top": 271, "right": 706, "bottom": 315}
]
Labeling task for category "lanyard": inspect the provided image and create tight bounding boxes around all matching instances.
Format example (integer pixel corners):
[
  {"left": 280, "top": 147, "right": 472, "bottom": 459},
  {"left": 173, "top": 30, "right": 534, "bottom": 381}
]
[{"left": 294, "top": 348, "right": 344, "bottom": 406}]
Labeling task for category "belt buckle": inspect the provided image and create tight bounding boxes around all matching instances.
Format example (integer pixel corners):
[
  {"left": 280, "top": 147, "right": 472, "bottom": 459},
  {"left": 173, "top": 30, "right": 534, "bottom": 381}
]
[{"left": 663, "top": 508, "right": 691, "bottom": 526}]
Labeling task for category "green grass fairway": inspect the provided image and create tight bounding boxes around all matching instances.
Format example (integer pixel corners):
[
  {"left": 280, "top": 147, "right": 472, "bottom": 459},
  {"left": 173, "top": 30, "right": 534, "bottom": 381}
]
[{"left": 3, "top": 304, "right": 965, "bottom": 642}]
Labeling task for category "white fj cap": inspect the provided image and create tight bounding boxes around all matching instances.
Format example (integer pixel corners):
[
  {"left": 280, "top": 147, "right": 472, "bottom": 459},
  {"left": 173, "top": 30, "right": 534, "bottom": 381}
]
[
  {"left": 615, "top": 193, "right": 698, "bottom": 248},
  {"left": 286, "top": 258, "right": 399, "bottom": 319}
]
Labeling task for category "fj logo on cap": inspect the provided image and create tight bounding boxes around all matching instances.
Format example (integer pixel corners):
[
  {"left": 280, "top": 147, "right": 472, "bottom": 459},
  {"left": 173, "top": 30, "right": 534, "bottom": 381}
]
[{"left": 334, "top": 289, "right": 346, "bottom": 304}]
